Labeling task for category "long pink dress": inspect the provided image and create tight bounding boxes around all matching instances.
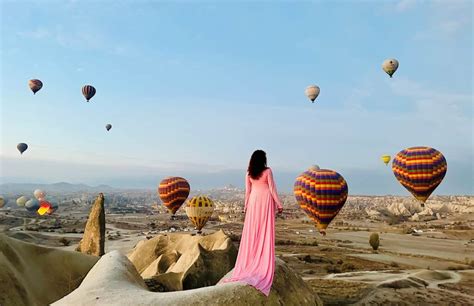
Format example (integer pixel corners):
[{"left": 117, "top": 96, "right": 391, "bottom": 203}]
[{"left": 220, "top": 167, "right": 283, "bottom": 296}]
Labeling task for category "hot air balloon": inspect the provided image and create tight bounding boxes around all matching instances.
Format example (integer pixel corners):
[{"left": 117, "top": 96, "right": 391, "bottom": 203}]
[
  {"left": 16, "top": 196, "right": 28, "bottom": 207},
  {"left": 305, "top": 85, "right": 320, "bottom": 103},
  {"left": 25, "top": 199, "right": 40, "bottom": 212},
  {"left": 185, "top": 195, "right": 214, "bottom": 234},
  {"left": 34, "top": 189, "right": 46, "bottom": 200},
  {"left": 29, "top": 79, "right": 43, "bottom": 94},
  {"left": 0, "top": 196, "right": 5, "bottom": 208},
  {"left": 294, "top": 167, "right": 348, "bottom": 235},
  {"left": 38, "top": 200, "right": 52, "bottom": 215},
  {"left": 106, "top": 124, "right": 112, "bottom": 131},
  {"left": 310, "top": 165, "right": 320, "bottom": 171},
  {"left": 17, "top": 143, "right": 28, "bottom": 154},
  {"left": 381, "top": 155, "right": 391, "bottom": 166},
  {"left": 82, "top": 85, "right": 96, "bottom": 102},
  {"left": 382, "top": 59, "right": 399, "bottom": 78},
  {"left": 392, "top": 146, "right": 447, "bottom": 207},
  {"left": 158, "top": 177, "right": 190, "bottom": 215}
]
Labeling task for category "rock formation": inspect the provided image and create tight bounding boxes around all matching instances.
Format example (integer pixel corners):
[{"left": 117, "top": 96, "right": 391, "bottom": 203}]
[
  {"left": 0, "top": 234, "right": 98, "bottom": 306},
  {"left": 127, "top": 230, "right": 238, "bottom": 291},
  {"left": 76, "top": 193, "right": 105, "bottom": 256},
  {"left": 53, "top": 250, "right": 322, "bottom": 305}
]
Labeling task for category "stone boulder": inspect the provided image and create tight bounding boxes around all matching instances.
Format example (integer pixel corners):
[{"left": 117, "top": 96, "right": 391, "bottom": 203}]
[
  {"left": 53, "top": 250, "right": 321, "bottom": 306},
  {"left": 127, "top": 230, "right": 238, "bottom": 291},
  {"left": 76, "top": 193, "right": 105, "bottom": 256},
  {"left": 0, "top": 234, "right": 98, "bottom": 306}
]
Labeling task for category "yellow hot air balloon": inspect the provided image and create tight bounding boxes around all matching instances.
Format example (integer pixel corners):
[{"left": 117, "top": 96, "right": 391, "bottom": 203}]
[
  {"left": 381, "top": 155, "right": 391, "bottom": 166},
  {"left": 185, "top": 195, "right": 214, "bottom": 234},
  {"left": 382, "top": 59, "right": 399, "bottom": 78},
  {"left": 0, "top": 196, "right": 5, "bottom": 208}
]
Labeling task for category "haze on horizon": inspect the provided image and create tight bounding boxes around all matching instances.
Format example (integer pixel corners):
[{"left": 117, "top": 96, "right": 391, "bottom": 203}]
[{"left": 1, "top": 0, "right": 472, "bottom": 194}]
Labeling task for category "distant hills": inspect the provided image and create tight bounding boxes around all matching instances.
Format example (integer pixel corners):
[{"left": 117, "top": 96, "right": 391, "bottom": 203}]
[{"left": 0, "top": 182, "right": 116, "bottom": 194}]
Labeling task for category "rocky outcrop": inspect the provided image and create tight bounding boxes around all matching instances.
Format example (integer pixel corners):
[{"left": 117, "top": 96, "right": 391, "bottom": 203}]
[
  {"left": 127, "top": 230, "right": 238, "bottom": 291},
  {"left": 409, "top": 207, "right": 436, "bottom": 222},
  {"left": 76, "top": 193, "right": 105, "bottom": 256},
  {"left": 0, "top": 234, "right": 98, "bottom": 306},
  {"left": 53, "top": 250, "right": 321, "bottom": 306}
]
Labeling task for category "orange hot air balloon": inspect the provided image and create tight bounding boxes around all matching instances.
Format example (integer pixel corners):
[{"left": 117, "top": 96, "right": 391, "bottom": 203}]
[
  {"left": 158, "top": 177, "right": 190, "bottom": 215},
  {"left": 294, "top": 167, "right": 348, "bottom": 235},
  {"left": 392, "top": 146, "right": 447, "bottom": 207}
]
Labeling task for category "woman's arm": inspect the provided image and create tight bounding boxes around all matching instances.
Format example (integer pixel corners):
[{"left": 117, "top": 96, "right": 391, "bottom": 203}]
[
  {"left": 268, "top": 168, "right": 283, "bottom": 210},
  {"left": 244, "top": 172, "right": 251, "bottom": 212}
]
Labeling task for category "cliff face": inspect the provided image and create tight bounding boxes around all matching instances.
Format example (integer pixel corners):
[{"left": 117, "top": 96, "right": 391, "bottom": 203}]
[{"left": 76, "top": 193, "right": 105, "bottom": 256}]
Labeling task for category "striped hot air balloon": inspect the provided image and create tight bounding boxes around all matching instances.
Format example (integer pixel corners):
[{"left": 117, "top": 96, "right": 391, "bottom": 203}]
[
  {"left": 29, "top": 79, "right": 43, "bottom": 94},
  {"left": 294, "top": 167, "right": 348, "bottom": 235},
  {"left": 185, "top": 195, "right": 214, "bottom": 234},
  {"left": 392, "top": 146, "right": 447, "bottom": 207},
  {"left": 158, "top": 177, "right": 190, "bottom": 215},
  {"left": 82, "top": 85, "right": 96, "bottom": 102}
]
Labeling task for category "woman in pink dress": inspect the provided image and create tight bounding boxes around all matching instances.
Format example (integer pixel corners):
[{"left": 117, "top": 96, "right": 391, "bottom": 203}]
[{"left": 219, "top": 150, "right": 283, "bottom": 296}]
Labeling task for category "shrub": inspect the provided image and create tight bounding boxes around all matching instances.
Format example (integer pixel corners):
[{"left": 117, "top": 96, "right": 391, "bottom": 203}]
[
  {"left": 342, "top": 263, "right": 355, "bottom": 271},
  {"left": 325, "top": 264, "right": 341, "bottom": 273},
  {"left": 369, "top": 233, "right": 379, "bottom": 250},
  {"left": 59, "top": 237, "right": 71, "bottom": 246}
]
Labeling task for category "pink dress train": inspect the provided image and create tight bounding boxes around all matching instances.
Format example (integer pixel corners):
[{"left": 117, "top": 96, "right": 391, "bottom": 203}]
[{"left": 219, "top": 167, "right": 283, "bottom": 296}]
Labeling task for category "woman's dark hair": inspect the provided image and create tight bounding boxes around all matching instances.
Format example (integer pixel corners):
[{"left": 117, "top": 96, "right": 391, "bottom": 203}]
[{"left": 248, "top": 150, "right": 268, "bottom": 179}]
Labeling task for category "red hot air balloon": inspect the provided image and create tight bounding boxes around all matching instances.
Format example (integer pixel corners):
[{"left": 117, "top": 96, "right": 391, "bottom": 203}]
[
  {"left": 392, "top": 146, "right": 447, "bottom": 207},
  {"left": 29, "top": 79, "right": 43, "bottom": 94},
  {"left": 294, "top": 167, "right": 348, "bottom": 235},
  {"left": 82, "top": 85, "right": 96, "bottom": 102},
  {"left": 158, "top": 177, "right": 190, "bottom": 215}
]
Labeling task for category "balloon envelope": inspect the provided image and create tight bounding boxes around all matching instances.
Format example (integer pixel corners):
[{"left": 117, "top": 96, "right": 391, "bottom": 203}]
[
  {"left": 17, "top": 143, "right": 28, "bottom": 154},
  {"left": 294, "top": 168, "right": 348, "bottom": 232},
  {"left": 382, "top": 59, "right": 399, "bottom": 78},
  {"left": 106, "top": 124, "right": 112, "bottom": 131},
  {"left": 38, "top": 200, "right": 52, "bottom": 215},
  {"left": 16, "top": 196, "right": 28, "bottom": 207},
  {"left": 0, "top": 197, "right": 5, "bottom": 208},
  {"left": 305, "top": 85, "right": 320, "bottom": 102},
  {"left": 34, "top": 189, "right": 46, "bottom": 200},
  {"left": 185, "top": 195, "right": 214, "bottom": 232},
  {"left": 381, "top": 155, "right": 391, "bottom": 165},
  {"left": 82, "top": 85, "right": 96, "bottom": 102},
  {"left": 158, "top": 177, "right": 190, "bottom": 214},
  {"left": 29, "top": 79, "right": 43, "bottom": 94},
  {"left": 25, "top": 199, "right": 40, "bottom": 212},
  {"left": 392, "top": 146, "right": 447, "bottom": 205}
]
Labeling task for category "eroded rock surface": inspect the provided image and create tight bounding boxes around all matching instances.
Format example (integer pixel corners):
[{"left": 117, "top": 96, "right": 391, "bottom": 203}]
[
  {"left": 0, "top": 234, "right": 98, "bottom": 306},
  {"left": 76, "top": 193, "right": 105, "bottom": 256},
  {"left": 127, "top": 230, "right": 238, "bottom": 291},
  {"left": 53, "top": 250, "right": 322, "bottom": 306}
]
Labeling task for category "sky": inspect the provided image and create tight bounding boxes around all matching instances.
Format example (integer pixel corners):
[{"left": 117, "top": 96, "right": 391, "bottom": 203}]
[{"left": 0, "top": 0, "right": 472, "bottom": 194}]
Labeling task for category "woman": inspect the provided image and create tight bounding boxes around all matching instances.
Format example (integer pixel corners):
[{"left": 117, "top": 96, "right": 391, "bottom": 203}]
[{"left": 219, "top": 150, "right": 283, "bottom": 296}]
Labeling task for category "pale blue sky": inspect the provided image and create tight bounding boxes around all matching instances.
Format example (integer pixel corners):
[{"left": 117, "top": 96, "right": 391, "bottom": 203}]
[{"left": 1, "top": 0, "right": 472, "bottom": 193}]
